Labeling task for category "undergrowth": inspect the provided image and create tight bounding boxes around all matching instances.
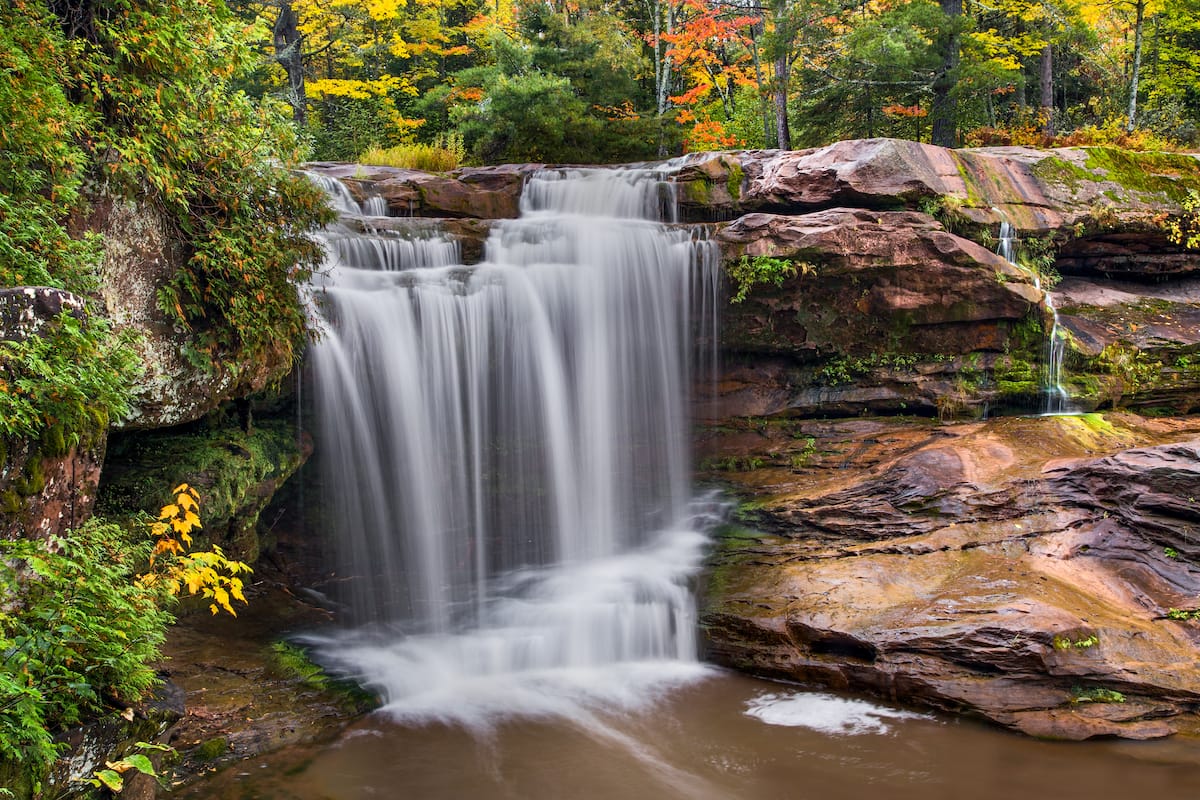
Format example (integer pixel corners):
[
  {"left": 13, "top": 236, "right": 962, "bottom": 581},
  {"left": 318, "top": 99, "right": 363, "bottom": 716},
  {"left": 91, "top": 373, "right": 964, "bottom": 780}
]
[{"left": 358, "top": 133, "right": 466, "bottom": 172}]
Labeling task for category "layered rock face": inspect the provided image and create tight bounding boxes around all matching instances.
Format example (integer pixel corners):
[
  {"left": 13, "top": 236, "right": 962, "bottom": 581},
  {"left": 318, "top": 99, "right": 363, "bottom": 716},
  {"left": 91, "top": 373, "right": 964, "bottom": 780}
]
[
  {"left": 661, "top": 138, "right": 1200, "bottom": 740},
  {"left": 700, "top": 415, "right": 1200, "bottom": 740}
]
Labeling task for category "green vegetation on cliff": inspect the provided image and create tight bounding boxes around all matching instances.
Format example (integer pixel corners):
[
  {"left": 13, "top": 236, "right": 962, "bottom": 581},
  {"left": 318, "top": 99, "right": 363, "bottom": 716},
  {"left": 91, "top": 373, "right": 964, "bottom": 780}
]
[
  {"left": 0, "top": 0, "right": 332, "bottom": 783},
  {"left": 1, "top": 0, "right": 331, "bottom": 449}
]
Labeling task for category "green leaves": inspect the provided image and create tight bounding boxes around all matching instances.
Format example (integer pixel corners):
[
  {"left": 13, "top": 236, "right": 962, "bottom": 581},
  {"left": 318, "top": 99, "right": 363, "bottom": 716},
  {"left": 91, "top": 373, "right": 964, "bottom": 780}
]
[
  {"left": 0, "top": 311, "right": 140, "bottom": 442},
  {"left": 726, "top": 255, "right": 806, "bottom": 304},
  {"left": 0, "top": 519, "right": 172, "bottom": 768}
]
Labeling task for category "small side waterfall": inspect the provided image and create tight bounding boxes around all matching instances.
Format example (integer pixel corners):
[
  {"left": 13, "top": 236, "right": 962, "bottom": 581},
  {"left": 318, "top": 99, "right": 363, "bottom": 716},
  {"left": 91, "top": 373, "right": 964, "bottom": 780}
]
[
  {"left": 304, "top": 167, "right": 722, "bottom": 724},
  {"left": 996, "top": 221, "right": 1073, "bottom": 415}
]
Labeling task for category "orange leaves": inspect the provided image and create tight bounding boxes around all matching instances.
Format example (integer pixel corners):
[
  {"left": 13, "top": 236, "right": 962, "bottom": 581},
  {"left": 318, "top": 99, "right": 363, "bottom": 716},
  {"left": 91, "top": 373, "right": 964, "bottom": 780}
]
[
  {"left": 882, "top": 103, "right": 927, "bottom": 118},
  {"left": 683, "top": 117, "right": 739, "bottom": 150}
]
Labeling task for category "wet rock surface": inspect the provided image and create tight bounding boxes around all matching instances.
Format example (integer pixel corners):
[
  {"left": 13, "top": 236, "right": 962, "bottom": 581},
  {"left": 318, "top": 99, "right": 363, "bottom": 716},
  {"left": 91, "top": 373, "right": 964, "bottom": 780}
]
[
  {"left": 700, "top": 413, "right": 1200, "bottom": 740},
  {"left": 158, "top": 568, "right": 371, "bottom": 790},
  {"left": 305, "top": 162, "right": 539, "bottom": 220},
  {"left": 717, "top": 208, "right": 1040, "bottom": 358}
]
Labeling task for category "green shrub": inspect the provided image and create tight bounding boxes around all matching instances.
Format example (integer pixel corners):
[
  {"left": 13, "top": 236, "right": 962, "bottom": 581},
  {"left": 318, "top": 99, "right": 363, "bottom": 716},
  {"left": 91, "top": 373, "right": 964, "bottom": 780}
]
[
  {"left": 726, "top": 256, "right": 810, "bottom": 304},
  {"left": 0, "top": 519, "right": 172, "bottom": 767},
  {"left": 0, "top": 312, "right": 140, "bottom": 442}
]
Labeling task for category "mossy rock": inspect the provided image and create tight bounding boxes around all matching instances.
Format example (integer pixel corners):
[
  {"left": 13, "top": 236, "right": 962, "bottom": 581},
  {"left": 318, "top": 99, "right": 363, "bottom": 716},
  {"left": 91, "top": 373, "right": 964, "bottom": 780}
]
[{"left": 97, "top": 416, "right": 309, "bottom": 563}]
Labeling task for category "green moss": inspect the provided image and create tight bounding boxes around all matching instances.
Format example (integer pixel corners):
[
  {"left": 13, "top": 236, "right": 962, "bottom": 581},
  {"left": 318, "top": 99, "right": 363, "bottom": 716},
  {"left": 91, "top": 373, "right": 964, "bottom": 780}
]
[
  {"left": 1081, "top": 147, "right": 1200, "bottom": 200},
  {"left": 98, "top": 417, "right": 306, "bottom": 562},
  {"left": 194, "top": 737, "right": 229, "bottom": 762},
  {"left": 683, "top": 178, "right": 712, "bottom": 206},
  {"left": 726, "top": 161, "right": 744, "bottom": 203},
  {"left": 1, "top": 489, "right": 22, "bottom": 515},
  {"left": 1030, "top": 155, "right": 1094, "bottom": 190},
  {"left": 267, "top": 641, "right": 379, "bottom": 711},
  {"left": 703, "top": 524, "right": 768, "bottom": 602},
  {"left": 39, "top": 422, "right": 67, "bottom": 459},
  {"left": 14, "top": 458, "right": 45, "bottom": 497},
  {"left": 952, "top": 157, "right": 987, "bottom": 207}
]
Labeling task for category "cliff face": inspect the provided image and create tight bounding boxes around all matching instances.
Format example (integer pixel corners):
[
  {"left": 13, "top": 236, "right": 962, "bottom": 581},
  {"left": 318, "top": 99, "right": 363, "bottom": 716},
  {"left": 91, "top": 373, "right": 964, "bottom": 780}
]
[{"left": 666, "top": 139, "right": 1200, "bottom": 739}]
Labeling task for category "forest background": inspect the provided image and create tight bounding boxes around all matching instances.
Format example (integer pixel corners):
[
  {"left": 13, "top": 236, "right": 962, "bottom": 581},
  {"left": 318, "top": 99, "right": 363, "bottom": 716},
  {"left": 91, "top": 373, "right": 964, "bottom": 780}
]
[{"left": 237, "top": 0, "right": 1200, "bottom": 164}]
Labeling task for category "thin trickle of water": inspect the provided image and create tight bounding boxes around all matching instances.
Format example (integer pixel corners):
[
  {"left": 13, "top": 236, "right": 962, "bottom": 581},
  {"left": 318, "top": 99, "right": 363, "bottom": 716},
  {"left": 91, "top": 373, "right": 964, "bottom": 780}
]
[
  {"left": 361, "top": 193, "right": 390, "bottom": 217},
  {"left": 996, "top": 220, "right": 1072, "bottom": 414},
  {"left": 305, "top": 166, "right": 722, "bottom": 724}
]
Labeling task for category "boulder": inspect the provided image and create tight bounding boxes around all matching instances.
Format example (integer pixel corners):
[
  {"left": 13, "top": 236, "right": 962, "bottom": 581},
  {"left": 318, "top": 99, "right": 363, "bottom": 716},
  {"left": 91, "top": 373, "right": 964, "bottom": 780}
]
[
  {"left": 89, "top": 196, "right": 295, "bottom": 429},
  {"left": 713, "top": 208, "right": 1045, "bottom": 417},
  {"left": 701, "top": 413, "right": 1200, "bottom": 740}
]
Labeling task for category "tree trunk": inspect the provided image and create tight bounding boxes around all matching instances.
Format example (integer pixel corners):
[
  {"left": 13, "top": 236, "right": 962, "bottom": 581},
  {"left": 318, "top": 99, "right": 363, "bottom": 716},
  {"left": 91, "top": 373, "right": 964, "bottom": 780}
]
[
  {"left": 931, "top": 0, "right": 962, "bottom": 148},
  {"left": 748, "top": 23, "right": 773, "bottom": 147},
  {"left": 773, "top": 54, "right": 790, "bottom": 151},
  {"left": 1039, "top": 42, "right": 1053, "bottom": 133},
  {"left": 1127, "top": 0, "right": 1146, "bottom": 133},
  {"left": 274, "top": 0, "right": 307, "bottom": 127}
]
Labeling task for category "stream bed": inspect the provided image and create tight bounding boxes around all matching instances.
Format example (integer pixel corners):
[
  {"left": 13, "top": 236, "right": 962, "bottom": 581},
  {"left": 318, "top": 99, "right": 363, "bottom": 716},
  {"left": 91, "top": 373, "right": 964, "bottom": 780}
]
[{"left": 179, "top": 670, "right": 1200, "bottom": 799}]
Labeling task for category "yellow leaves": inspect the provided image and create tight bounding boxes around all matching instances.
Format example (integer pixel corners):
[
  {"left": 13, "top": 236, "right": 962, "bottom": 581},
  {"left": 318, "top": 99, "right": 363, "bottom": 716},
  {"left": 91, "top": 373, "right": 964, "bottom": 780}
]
[
  {"left": 140, "top": 483, "right": 252, "bottom": 617},
  {"left": 308, "top": 75, "right": 415, "bottom": 100}
]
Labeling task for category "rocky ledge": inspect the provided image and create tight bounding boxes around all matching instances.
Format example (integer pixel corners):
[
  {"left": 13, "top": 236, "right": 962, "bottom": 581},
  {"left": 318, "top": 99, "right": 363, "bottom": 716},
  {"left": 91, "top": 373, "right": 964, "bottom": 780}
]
[{"left": 700, "top": 413, "right": 1200, "bottom": 740}]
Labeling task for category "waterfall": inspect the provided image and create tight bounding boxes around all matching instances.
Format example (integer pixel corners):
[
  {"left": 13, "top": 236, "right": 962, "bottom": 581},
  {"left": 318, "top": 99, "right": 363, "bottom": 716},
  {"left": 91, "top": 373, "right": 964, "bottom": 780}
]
[
  {"left": 304, "top": 167, "right": 722, "bottom": 725},
  {"left": 996, "top": 221, "right": 1072, "bottom": 415}
]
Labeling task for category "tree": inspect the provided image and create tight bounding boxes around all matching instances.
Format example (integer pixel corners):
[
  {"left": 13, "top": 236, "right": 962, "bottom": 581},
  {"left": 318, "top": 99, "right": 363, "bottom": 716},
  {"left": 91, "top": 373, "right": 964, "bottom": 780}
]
[
  {"left": 273, "top": 0, "right": 306, "bottom": 124},
  {"left": 931, "top": 0, "right": 963, "bottom": 146}
]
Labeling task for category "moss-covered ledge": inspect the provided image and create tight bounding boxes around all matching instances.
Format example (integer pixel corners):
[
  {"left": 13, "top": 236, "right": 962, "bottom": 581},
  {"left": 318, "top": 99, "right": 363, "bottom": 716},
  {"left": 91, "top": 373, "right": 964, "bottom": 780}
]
[{"left": 97, "top": 417, "right": 311, "bottom": 563}]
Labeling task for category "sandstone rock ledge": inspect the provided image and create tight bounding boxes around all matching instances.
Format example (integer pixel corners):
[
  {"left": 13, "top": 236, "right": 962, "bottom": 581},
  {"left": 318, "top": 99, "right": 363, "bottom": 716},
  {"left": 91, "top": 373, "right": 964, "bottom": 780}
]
[{"left": 700, "top": 413, "right": 1200, "bottom": 740}]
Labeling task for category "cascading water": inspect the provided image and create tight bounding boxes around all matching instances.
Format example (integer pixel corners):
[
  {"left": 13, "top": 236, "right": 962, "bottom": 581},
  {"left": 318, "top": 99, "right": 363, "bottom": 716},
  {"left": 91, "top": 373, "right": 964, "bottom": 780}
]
[
  {"left": 996, "top": 221, "right": 1072, "bottom": 415},
  {"left": 305, "top": 166, "right": 722, "bottom": 726}
]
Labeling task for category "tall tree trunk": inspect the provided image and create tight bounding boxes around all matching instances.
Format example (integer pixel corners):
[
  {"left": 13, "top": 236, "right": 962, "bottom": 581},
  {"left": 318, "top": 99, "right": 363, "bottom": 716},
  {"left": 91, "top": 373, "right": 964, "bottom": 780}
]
[
  {"left": 1039, "top": 42, "right": 1053, "bottom": 134},
  {"left": 748, "top": 23, "right": 773, "bottom": 147},
  {"left": 931, "top": 0, "right": 962, "bottom": 147},
  {"left": 773, "top": 54, "right": 791, "bottom": 150},
  {"left": 1127, "top": 0, "right": 1146, "bottom": 133},
  {"left": 274, "top": 1, "right": 306, "bottom": 127}
]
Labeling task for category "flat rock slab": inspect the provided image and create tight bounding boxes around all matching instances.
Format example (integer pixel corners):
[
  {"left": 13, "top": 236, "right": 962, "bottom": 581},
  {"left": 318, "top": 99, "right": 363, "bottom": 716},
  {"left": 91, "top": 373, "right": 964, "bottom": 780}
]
[{"left": 701, "top": 413, "right": 1200, "bottom": 740}]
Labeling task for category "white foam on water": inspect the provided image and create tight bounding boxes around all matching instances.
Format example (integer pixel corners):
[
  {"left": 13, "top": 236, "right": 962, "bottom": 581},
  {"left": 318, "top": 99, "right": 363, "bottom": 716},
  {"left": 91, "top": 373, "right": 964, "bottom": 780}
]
[{"left": 744, "top": 691, "right": 931, "bottom": 736}]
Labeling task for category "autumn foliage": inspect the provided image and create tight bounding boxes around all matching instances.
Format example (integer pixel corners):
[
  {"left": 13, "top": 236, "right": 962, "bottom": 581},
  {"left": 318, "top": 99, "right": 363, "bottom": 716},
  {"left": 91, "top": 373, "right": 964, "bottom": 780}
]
[{"left": 140, "top": 484, "right": 252, "bottom": 617}]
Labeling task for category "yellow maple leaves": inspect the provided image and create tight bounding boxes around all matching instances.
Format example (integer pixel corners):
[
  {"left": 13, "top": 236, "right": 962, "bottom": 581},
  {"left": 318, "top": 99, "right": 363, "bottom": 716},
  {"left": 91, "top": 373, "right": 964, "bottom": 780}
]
[{"left": 139, "top": 483, "right": 253, "bottom": 617}]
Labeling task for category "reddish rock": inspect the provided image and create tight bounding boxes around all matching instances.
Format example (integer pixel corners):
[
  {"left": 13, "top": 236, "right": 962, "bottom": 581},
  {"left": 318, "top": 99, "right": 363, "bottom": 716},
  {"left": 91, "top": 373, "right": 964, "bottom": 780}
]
[
  {"left": 712, "top": 208, "right": 1045, "bottom": 416},
  {"left": 702, "top": 414, "right": 1200, "bottom": 740},
  {"left": 305, "top": 162, "right": 539, "bottom": 220},
  {"left": 718, "top": 208, "right": 1041, "bottom": 355}
]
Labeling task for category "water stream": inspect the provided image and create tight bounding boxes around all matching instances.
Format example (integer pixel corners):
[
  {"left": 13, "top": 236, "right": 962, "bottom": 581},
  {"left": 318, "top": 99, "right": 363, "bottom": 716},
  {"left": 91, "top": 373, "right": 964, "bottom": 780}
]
[
  {"left": 183, "top": 671, "right": 1200, "bottom": 800},
  {"left": 997, "top": 221, "right": 1073, "bottom": 414},
  {"left": 305, "top": 167, "right": 722, "bottom": 725}
]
